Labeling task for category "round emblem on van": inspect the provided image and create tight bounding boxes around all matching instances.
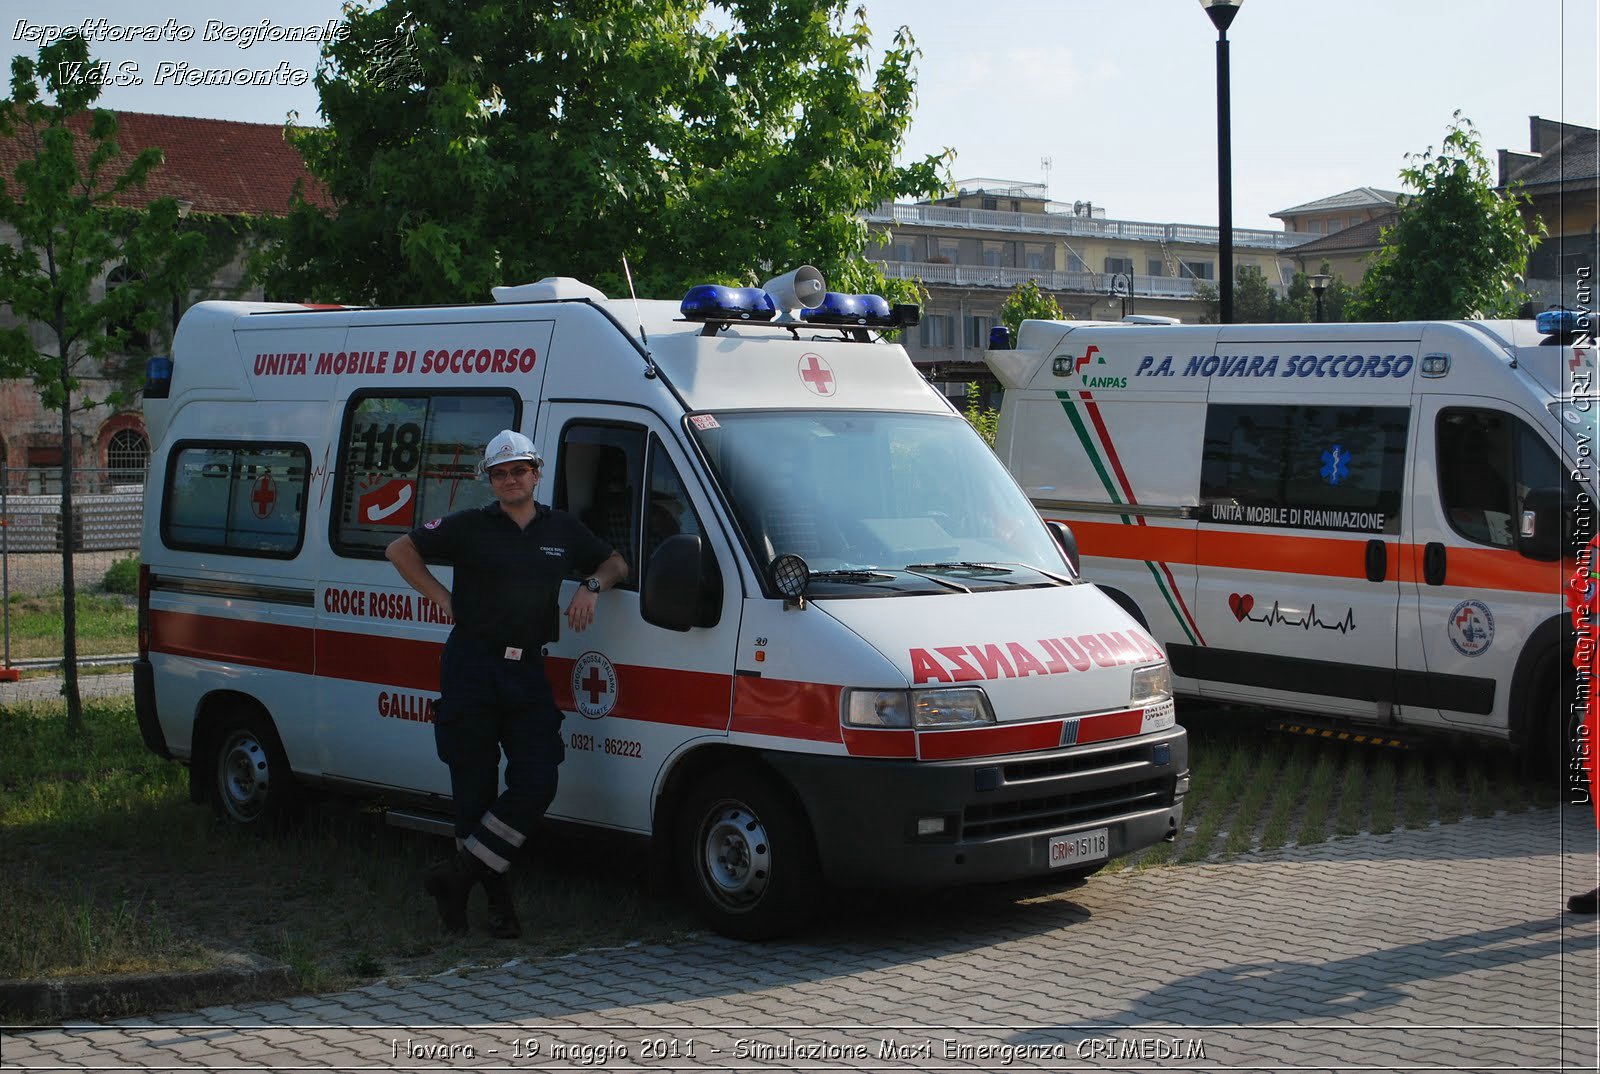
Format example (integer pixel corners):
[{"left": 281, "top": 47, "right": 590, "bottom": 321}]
[
  {"left": 797, "top": 353, "right": 835, "bottom": 396},
  {"left": 1447, "top": 599, "right": 1494, "bottom": 657},
  {"left": 571, "top": 650, "right": 617, "bottom": 719}
]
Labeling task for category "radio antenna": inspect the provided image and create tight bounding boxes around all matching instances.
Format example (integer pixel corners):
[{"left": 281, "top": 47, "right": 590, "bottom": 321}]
[{"left": 622, "top": 255, "right": 648, "bottom": 346}]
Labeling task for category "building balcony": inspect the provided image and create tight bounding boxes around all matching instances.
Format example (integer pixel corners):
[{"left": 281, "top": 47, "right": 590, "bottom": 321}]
[
  {"left": 865, "top": 201, "right": 1302, "bottom": 251},
  {"left": 876, "top": 260, "right": 1207, "bottom": 299}
]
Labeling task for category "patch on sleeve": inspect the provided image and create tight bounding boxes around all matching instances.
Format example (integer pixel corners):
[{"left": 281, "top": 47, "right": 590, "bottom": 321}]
[{"left": 423, "top": 518, "right": 443, "bottom": 530}]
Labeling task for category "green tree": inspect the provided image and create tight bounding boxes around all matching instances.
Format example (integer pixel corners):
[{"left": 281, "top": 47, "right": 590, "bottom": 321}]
[
  {"left": 999, "top": 278, "right": 1065, "bottom": 336},
  {"left": 1282, "top": 262, "right": 1357, "bottom": 323},
  {"left": 1353, "top": 112, "right": 1543, "bottom": 320},
  {"left": 0, "top": 38, "right": 205, "bottom": 733},
  {"left": 962, "top": 382, "right": 999, "bottom": 448},
  {"left": 263, "top": 0, "right": 949, "bottom": 305},
  {"left": 1194, "top": 262, "right": 1358, "bottom": 324}
]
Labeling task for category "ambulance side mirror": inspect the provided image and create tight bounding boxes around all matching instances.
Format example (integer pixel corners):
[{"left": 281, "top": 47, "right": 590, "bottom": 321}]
[
  {"left": 642, "top": 534, "right": 722, "bottom": 631},
  {"left": 1047, "top": 520, "right": 1081, "bottom": 577},
  {"left": 1516, "top": 487, "right": 1564, "bottom": 562}
]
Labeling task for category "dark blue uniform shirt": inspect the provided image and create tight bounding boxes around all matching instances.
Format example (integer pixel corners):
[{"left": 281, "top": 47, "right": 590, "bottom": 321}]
[{"left": 409, "top": 501, "right": 612, "bottom": 651}]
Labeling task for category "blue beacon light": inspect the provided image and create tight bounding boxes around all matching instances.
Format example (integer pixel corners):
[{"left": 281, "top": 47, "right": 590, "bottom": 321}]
[
  {"left": 680, "top": 285, "right": 777, "bottom": 322},
  {"left": 800, "top": 292, "right": 894, "bottom": 326}
]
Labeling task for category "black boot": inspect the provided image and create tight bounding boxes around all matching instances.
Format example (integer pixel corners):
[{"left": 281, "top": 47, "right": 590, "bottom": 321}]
[
  {"left": 1569, "top": 887, "right": 1600, "bottom": 914},
  {"left": 422, "top": 850, "right": 488, "bottom": 933},
  {"left": 482, "top": 871, "right": 522, "bottom": 939}
]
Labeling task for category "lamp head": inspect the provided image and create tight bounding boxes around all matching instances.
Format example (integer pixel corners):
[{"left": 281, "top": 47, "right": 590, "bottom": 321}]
[
  {"left": 1309, "top": 273, "right": 1332, "bottom": 295},
  {"left": 1199, "top": 0, "right": 1242, "bottom": 32}
]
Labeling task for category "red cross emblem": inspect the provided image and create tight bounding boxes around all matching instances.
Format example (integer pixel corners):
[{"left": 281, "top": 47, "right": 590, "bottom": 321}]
[
  {"left": 1573, "top": 348, "right": 1590, "bottom": 372},
  {"left": 581, "top": 665, "right": 609, "bottom": 706},
  {"left": 571, "top": 651, "right": 617, "bottom": 718},
  {"left": 250, "top": 475, "right": 277, "bottom": 519},
  {"left": 798, "top": 353, "right": 835, "bottom": 396}
]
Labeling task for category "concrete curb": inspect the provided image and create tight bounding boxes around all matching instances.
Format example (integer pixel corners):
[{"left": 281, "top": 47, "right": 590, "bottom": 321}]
[{"left": 0, "top": 952, "right": 294, "bottom": 1023}]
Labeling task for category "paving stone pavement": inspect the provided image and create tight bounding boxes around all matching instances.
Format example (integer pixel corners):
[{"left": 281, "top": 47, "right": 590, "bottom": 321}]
[{"left": 4, "top": 806, "right": 1599, "bottom": 1072}]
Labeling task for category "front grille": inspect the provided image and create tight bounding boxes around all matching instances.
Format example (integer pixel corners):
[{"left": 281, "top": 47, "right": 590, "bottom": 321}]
[
  {"left": 1003, "top": 743, "right": 1148, "bottom": 784},
  {"left": 962, "top": 777, "right": 1170, "bottom": 840}
]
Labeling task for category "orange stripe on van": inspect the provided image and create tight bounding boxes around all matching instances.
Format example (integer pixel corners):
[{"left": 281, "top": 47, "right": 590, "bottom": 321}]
[{"left": 1070, "top": 519, "right": 1565, "bottom": 595}]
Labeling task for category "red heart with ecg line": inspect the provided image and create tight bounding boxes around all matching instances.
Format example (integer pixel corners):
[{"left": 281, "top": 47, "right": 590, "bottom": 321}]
[{"left": 1228, "top": 593, "right": 1254, "bottom": 621}]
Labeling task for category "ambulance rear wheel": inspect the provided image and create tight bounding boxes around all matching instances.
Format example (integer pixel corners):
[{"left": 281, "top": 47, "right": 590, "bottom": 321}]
[
  {"left": 210, "top": 710, "right": 300, "bottom": 829},
  {"left": 677, "top": 767, "right": 819, "bottom": 940}
]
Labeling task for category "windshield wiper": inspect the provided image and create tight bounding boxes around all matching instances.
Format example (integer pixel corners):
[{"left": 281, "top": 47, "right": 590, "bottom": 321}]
[
  {"left": 904, "top": 561, "right": 1013, "bottom": 574},
  {"left": 808, "top": 569, "right": 898, "bottom": 583}
]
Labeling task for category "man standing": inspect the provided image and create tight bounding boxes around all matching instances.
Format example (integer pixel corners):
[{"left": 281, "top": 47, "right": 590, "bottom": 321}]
[{"left": 386, "top": 429, "right": 628, "bottom": 937}]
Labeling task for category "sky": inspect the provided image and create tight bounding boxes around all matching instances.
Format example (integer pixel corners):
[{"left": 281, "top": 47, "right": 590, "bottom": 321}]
[{"left": 7, "top": 1, "right": 1598, "bottom": 232}]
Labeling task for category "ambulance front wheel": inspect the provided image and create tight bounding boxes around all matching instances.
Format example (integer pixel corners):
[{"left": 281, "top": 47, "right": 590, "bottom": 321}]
[
  {"left": 209, "top": 708, "right": 300, "bottom": 829},
  {"left": 677, "top": 767, "right": 820, "bottom": 941}
]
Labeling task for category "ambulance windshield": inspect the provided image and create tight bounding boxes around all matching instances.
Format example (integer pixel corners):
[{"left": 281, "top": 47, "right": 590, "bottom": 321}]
[{"left": 689, "top": 410, "right": 1066, "bottom": 588}]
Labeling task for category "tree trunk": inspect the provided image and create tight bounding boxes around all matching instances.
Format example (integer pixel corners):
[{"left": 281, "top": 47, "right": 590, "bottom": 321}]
[{"left": 59, "top": 390, "right": 84, "bottom": 736}]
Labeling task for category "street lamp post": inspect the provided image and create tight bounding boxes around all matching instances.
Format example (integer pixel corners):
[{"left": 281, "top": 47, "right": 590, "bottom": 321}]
[
  {"left": 1110, "top": 272, "right": 1133, "bottom": 318},
  {"left": 1309, "top": 273, "right": 1331, "bottom": 323},
  {"left": 1199, "top": 0, "right": 1242, "bottom": 325}
]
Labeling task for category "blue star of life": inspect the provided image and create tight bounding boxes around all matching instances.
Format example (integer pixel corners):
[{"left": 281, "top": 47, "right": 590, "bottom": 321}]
[{"left": 1320, "top": 444, "right": 1350, "bottom": 485}]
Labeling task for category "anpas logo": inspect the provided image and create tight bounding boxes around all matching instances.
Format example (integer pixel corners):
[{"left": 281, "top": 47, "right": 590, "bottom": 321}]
[
  {"left": 1447, "top": 599, "right": 1495, "bottom": 657},
  {"left": 1064, "top": 344, "right": 1127, "bottom": 389}
]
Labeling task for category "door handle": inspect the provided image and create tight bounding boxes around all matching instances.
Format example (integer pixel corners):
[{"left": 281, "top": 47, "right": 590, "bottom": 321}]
[
  {"left": 1423, "top": 541, "right": 1447, "bottom": 586},
  {"left": 1365, "top": 539, "right": 1387, "bottom": 583}
]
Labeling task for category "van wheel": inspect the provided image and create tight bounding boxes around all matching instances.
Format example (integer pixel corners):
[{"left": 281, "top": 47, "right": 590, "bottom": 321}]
[
  {"left": 676, "top": 767, "right": 819, "bottom": 940},
  {"left": 210, "top": 709, "right": 300, "bottom": 829}
]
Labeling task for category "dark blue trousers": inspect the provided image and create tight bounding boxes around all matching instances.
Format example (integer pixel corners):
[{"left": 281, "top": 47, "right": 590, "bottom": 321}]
[{"left": 433, "top": 633, "right": 565, "bottom": 873}]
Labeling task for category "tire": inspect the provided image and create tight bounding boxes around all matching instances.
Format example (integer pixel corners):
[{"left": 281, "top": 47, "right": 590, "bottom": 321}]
[
  {"left": 209, "top": 708, "right": 300, "bottom": 829},
  {"left": 675, "top": 766, "right": 820, "bottom": 941}
]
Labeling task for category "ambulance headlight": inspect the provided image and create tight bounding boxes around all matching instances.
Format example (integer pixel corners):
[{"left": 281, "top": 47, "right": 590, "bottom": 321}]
[
  {"left": 911, "top": 687, "right": 996, "bottom": 728},
  {"left": 844, "top": 689, "right": 913, "bottom": 728},
  {"left": 1130, "top": 662, "right": 1171, "bottom": 706}
]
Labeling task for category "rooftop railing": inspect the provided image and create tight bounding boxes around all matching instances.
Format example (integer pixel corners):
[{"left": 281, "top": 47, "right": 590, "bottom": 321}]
[{"left": 867, "top": 201, "right": 1303, "bottom": 251}]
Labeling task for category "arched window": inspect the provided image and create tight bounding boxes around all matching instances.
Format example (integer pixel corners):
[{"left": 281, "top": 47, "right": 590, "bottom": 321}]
[{"left": 107, "top": 428, "right": 149, "bottom": 484}]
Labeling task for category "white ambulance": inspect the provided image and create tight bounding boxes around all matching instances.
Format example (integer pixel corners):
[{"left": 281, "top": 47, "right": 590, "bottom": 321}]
[
  {"left": 985, "top": 310, "right": 1594, "bottom": 764},
  {"left": 133, "top": 270, "right": 1188, "bottom": 938}
]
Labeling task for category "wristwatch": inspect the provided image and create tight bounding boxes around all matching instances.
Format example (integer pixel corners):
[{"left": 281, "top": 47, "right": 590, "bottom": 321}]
[{"left": 584, "top": 576, "right": 602, "bottom": 593}]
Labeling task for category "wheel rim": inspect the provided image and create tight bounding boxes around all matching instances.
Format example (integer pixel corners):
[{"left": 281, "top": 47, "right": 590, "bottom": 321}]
[
  {"left": 218, "top": 730, "right": 270, "bottom": 822},
  {"left": 697, "top": 799, "right": 772, "bottom": 912}
]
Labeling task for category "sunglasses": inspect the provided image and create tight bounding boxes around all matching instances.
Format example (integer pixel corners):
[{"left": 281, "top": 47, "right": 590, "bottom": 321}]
[{"left": 488, "top": 464, "right": 539, "bottom": 482}]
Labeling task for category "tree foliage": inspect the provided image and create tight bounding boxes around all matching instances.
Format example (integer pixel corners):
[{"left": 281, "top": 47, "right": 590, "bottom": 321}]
[
  {"left": 263, "top": 0, "right": 950, "bottom": 305},
  {"left": 999, "top": 278, "right": 1064, "bottom": 335},
  {"left": 0, "top": 37, "right": 205, "bottom": 733},
  {"left": 1193, "top": 263, "right": 1356, "bottom": 324},
  {"left": 962, "top": 382, "right": 998, "bottom": 448},
  {"left": 1353, "top": 112, "right": 1542, "bottom": 320}
]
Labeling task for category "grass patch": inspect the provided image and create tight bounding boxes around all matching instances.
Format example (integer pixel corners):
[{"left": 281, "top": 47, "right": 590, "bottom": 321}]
[
  {"left": 0, "top": 699, "right": 696, "bottom": 1003},
  {"left": 3, "top": 591, "right": 137, "bottom": 659}
]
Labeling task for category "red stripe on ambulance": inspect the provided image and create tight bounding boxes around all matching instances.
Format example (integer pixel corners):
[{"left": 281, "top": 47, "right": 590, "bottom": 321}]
[
  {"left": 732, "top": 677, "right": 844, "bottom": 743},
  {"left": 151, "top": 611, "right": 314, "bottom": 675}
]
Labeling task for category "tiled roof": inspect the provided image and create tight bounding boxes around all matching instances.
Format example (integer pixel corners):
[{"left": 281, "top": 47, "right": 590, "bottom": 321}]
[
  {"left": 1285, "top": 211, "right": 1397, "bottom": 255},
  {"left": 1271, "top": 187, "right": 1402, "bottom": 219},
  {"left": 0, "top": 110, "right": 330, "bottom": 216},
  {"left": 1501, "top": 126, "right": 1600, "bottom": 189}
]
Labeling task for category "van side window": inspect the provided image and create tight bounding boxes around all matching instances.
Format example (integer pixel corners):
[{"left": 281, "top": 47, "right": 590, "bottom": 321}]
[
  {"left": 554, "top": 423, "right": 645, "bottom": 587},
  {"left": 163, "top": 442, "right": 309, "bottom": 557},
  {"left": 1437, "top": 408, "right": 1566, "bottom": 548},
  {"left": 333, "top": 391, "right": 519, "bottom": 557},
  {"left": 642, "top": 436, "right": 704, "bottom": 568},
  {"left": 1201, "top": 404, "right": 1408, "bottom": 535}
]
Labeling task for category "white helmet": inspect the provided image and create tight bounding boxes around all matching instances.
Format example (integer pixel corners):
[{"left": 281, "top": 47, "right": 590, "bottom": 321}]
[{"left": 481, "top": 429, "right": 541, "bottom": 473}]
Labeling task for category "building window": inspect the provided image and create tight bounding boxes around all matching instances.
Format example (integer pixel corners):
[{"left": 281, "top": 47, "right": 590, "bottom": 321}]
[
  {"left": 1024, "top": 244, "right": 1050, "bottom": 271},
  {"left": 981, "top": 243, "right": 1004, "bottom": 268},
  {"left": 107, "top": 428, "right": 149, "bottom": 484},
  {"left": 919, "top": 314, "right": 954, "bottom": 348},
  {"left": 1329, "top": 220, "right": 1343, "bottom": 234},
  {"left": 1066, "top": 252, "right": 1086, "bottom": 273},
  {"left": 1180, "top": 260, "right": 1214, "bottom": 281},
  {"left": 1309, "top": 220, "right": 1324, "bottom": 234},
  {"left": 981, "top": 196, "right": 997, "bottom": 211},
  {"left": 1147, "top": 259, "right": 1164, "bottom": 277},
  {"left": 937, "top": 242, "right": 960, "bottom": 264},
  {"left": 1350, "top": 216, "right": 1362, "bottom": 228},
  {"left": 891, "top": 242, "right": 915, "bottom": 262},
  {"left": 968, "top": 315, "right": 995, "bottom": 349},
  {"left": 105, "top": 265, "right": 151, "bottom": 352},
  {"left": 1105, "top": 256, "right": 1134, "bottom": 276}
]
